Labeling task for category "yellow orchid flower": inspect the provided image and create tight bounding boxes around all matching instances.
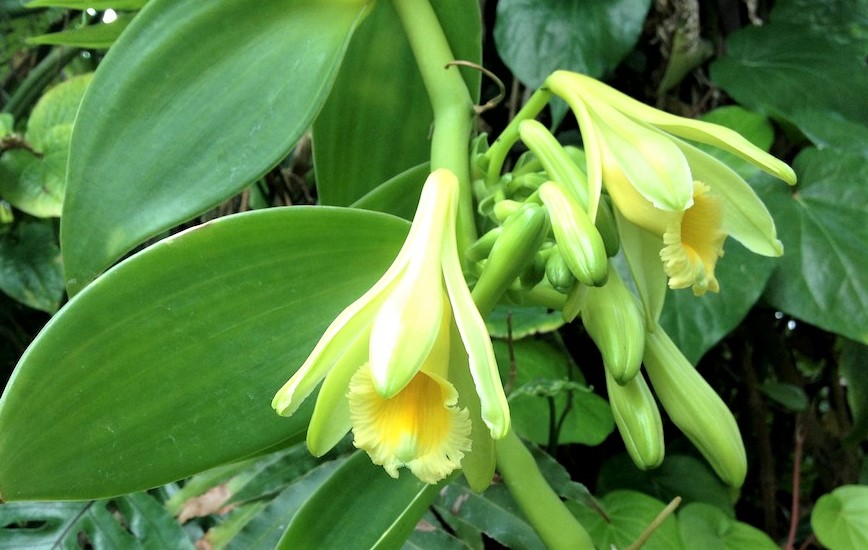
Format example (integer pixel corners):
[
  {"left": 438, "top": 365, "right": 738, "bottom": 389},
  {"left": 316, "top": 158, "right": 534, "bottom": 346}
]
[
  {"left": 272, "top": 169, "right": 509, "bottom": 485},
  {"left": 545, "top": 70, "right": 796, "bottom": 295}
]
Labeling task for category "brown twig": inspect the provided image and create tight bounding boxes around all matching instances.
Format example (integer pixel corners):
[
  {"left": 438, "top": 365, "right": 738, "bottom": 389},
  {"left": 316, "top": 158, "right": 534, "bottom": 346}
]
[{"left": 786, "top": 418, "right": 805, "bottom": 550}]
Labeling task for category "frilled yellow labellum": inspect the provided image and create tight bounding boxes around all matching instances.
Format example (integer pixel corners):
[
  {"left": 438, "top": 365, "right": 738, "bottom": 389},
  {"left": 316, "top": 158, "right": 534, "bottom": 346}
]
[
  {"left": 348, "top": 363, "right": 472, "bottom": 485},
  {"left": 660, "top": 181, "right": 726, "bottom": 295}
]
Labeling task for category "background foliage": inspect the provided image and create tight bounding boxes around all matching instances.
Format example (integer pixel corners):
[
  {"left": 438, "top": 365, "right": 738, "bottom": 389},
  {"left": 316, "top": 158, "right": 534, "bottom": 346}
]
[{"left": 0, "top": 0, "right": 866, "bottom": 548}]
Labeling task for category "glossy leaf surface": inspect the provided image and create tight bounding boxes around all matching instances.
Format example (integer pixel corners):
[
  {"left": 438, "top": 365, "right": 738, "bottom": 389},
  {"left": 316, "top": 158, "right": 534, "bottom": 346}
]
[
  {"left": 0, "top": 208, "right": 407, "bottom": 500},
  {"left": 278, "top": 450, "right": 439, "bottom": 549},
  {"left": 61, "top": 0, "right": 370, "bottom": 295},
  {"left": 678, "top": 502, "right": 777, "bottom": 550}
]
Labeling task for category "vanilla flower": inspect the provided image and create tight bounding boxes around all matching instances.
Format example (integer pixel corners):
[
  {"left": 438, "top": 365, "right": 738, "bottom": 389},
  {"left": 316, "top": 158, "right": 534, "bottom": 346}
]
[
  {"left": 546, "top": 71, "right": 796, "bottom": 295},
  {"left": 272, "top": 169, "right": 509, "bottom": 484}
]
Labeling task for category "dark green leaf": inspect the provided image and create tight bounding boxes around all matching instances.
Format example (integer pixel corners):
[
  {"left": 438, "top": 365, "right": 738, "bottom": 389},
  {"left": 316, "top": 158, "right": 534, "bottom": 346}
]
[
  {"left": 0, "top": 208, "right": 408, "bottom": 500},
  {"left": 757, "top": 148, "right": 868, "bottom": 343},
  {"left": 350, "top": 162, "right": 430, "bottom": 220},
  {"left": 811, "top": 485, "right": 868, "bottom": 550},
  {"left": 0, "top": 220, "right": 63, "bottom": 312},
  {"left": 26, "top": 14, "right": 133, "bottom": 49},
  {"left": 0, "top": 493, "right": 193, "bottom": 550},
  {"left": 710, "top": 22, "right": 868, "bottom": 141},
  {"left": 494, "top": 337, "right": 614, "bottom": 446},
  {"left": 404, "top": 511, "right": 476, "bottom": 550},
  {"left": 756, "top": 382, "right": 808, "bottom": 411},
  {"left": 485, "top": 305, "right": 564, "bottom": 339},
  {"left": 840, "top": 339, "right": 868, "bottom": 442},
  {"left": 677, "top": 502, "right": 777, "bottom": 550},
  {"left": 437, "top": 479, "right": 546, "bottom": 550},
  {"left": 62, "top": 0, "right": 370, "bottom": 295},
  {"left": 771, "top": 0, "right": 868, "bottom": 50},
  {"left": 278, "top": 450, "right": 438, "bottom": 550},
  {"left": 597, "top": 453, "right": 735, "bottom": 517},
  {"left": 494, "top": 0, "right": 652, "bottom": 88},
  {"left": 220, "top": 459, "right": 344, "bottom": 550},
  {"left": 567, "top": 490, "right": 684, "bottom": 550}
]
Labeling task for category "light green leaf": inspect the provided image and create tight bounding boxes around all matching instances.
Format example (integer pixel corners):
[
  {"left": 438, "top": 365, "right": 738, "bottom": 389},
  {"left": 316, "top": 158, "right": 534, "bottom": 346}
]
[
  {"left": 26, "top": 14, "right": 133, "bottom": 49},
  {"left": 351, "top": 162, "right": 430, "bottom": 220},
  {"left": 494, "top": 0, "right": 651, "bottom": 88},
  {"left": 812, "top": 485, "right": 868, "bottom": 550},
  {"left": 279, "top": 450, "right": 438, "bottom": 550},
  {"left": 62, "top": 0, "right": 371, "bottom": 295},
  {"left": 0, "top": 219, "right": 64, "bottom": 313},
  {"left": 678, "top": 502, "right": 777, "bottom": 550},
  {"left": 494, "top": 337, "right": 614, "bottom": 446},
  {"left": 757, "top": 148, "right": 868, "bottom": 343},
  {"left": 568, "top": 489, "right": 684, "bottom": 550},
  {"left": 0, "top": 493, "right": 193, "bottom": 550},
  {"left": 485, "top": 304, "right": 564, "bottom": 339},
  {"left": 0, "top": 208, "right": 408, "bottom": 500}
]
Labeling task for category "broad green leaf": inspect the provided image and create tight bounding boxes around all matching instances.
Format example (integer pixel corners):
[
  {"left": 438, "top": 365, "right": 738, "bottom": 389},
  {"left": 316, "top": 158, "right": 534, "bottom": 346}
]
[
  {"left": 597, "top": 453, "right": 735, "bottom": 517},
  {"left": 437, "top": 478, "right": 546, "bottom": 550},
  {"left": 351, "top": 162, "right": 430, "bottom": 220},
  {"left": 0, "top": 208, "right": 408, "bottom": 500},
  {"left": 568, "top": 490, "right": 684, "bottom": 550},
  {"left": 710, "top": 22, "right": 868, "bottom": 140},
  {"left": 840, "top": 339, "right": 868, "bottom": 442},
  {"left": 62, "top": 0, "right": 371, "bottom": 295},
  {"left": 404, "top": 511, "right": 476, "bottom": 550},
  {"left": 219, "top": 459, "right": 344, "bottom": 550},
  {"left": 26, "top": 14, "right": 133, "bottom": 49},
  {"left": 313, "top": 0, "right": 481, "bottom": 207},
  {"left": 757, "top": 148, "right": 868, "bottom": 343},
  {"left": 26, "top": 0, "right": 147, "bottom": 8},
  {"left": 493, "top": 337, "right": 614, "bottom": 446},
  {"left": 494, "top": 0, "right": 651, "bottom": 88},
  {"left": 312, "top": 1, "right": 432, "bottom": 207},
  {"left": 0, "top": 219, "right": 64, "bottom": 312},
  {"left": 0, "top": 493, "right": 193, "bottom": 550},
  {"left": 771, "top": 0, "right": 868, "bottom": 50},
  {"left": 659, "top": 239, "right": 777, "bottom": 363},
  {"left": 278, "top": 450, "right": 439, "bottom": 550},
  {"left": 694, "top": 106, "right": 775, "bottom": 181},
  {"left": 811, "top": 485, "right": 868, "bottom": 550},
  {"left": 678, "top": 502, "right": 777, "bottom": 550}
]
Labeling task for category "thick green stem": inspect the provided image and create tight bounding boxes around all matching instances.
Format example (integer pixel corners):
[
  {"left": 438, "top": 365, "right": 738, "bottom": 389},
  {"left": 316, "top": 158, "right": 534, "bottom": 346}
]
[
  {"left": 496, "top": 430, "right": 595, "bottom": 550},
  {"left": 391, "top": 0, "right": 477, "bottom": 253}
]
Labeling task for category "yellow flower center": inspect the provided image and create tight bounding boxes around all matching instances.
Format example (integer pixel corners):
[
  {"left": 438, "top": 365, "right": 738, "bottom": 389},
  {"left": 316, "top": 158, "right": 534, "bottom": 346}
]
[
  {"left": 660, "top": 181, "right": 726, "bottom": 295},
  {"left": 347, "top": 363, "right": 471, "bottom": 484}
]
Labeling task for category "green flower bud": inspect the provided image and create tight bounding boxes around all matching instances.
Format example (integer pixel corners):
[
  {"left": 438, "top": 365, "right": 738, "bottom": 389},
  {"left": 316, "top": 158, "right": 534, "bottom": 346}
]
[
  {"left": 581, "top": 265, "right": 645, "bottom": 384},
  {"left": 466, "top": 227, "right": 503, "bottom": 263},
  {"left": 473, "top": 204, "right": 550, "bottom": 312},
  {"left": 544, "top": 246, "right": 576, "bottom": 293},
  {"left": 539, "top": 182, "right": 608, "bottom": 287},
  {"left": 643, "top": 326, "right": 747, "bottom": 487},
  {"left": 594, "top": 196, "right": 620, "bottom": 257},
  {"left": 605, "top": 369, "right": 664, "bottom": 470}
]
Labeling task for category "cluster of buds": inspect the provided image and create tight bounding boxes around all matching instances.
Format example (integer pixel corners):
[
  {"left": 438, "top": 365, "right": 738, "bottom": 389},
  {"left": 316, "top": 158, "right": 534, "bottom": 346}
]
[{"left": 465, "top": 71, "right": 796, "bottom": 486}]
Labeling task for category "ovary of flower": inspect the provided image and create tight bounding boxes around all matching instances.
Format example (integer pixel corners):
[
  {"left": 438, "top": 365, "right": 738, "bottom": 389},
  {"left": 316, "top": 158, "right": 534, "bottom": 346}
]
[
  {"left": 544, "top": 70, "right": 796, "bottom": 295},
  {"left": 272, "top": 169, "right": 509, "bottom": 484}
]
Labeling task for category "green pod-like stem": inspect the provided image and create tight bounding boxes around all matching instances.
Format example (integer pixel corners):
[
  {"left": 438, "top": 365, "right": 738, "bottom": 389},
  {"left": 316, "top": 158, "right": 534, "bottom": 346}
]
[
  {"left": 544, "top": 246, "right": 576, "bottom": 293},
  {"left": 643, "top": 326, "right": 747, "bottom": 487}
]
